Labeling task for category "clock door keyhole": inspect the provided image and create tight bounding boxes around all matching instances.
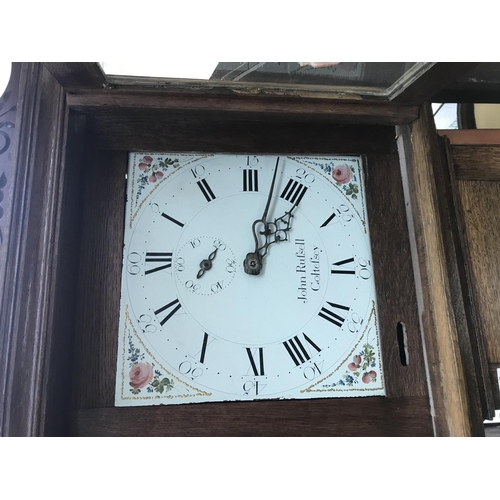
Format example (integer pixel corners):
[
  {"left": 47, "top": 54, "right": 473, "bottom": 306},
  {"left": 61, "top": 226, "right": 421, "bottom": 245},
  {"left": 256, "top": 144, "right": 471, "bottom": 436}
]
[{"left": 397, "top": 321, "right": 409, "bottom": 366}]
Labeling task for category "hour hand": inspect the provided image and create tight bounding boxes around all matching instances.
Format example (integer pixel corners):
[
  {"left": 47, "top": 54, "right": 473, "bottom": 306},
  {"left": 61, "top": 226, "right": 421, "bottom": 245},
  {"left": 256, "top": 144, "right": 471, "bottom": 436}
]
[
  {"left": 197, "top": 247, "right": 218, "bottom": 279},
  {"left": 243, "top": 206, "right": 296, "bottom": 275}
]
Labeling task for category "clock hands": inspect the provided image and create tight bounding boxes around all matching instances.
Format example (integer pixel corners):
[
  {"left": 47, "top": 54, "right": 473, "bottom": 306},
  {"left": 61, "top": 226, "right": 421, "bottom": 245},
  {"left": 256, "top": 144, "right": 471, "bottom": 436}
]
[
  {"left": 243, "top": 157, "right": 297, "bottom": 275},
  {"left": 197, "top": 247, "right": 218, "bottom": 279}
]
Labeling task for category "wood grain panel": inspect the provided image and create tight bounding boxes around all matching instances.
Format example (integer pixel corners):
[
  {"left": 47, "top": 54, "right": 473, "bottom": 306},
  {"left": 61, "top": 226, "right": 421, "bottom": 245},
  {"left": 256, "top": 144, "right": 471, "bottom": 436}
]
[
  {"left": 452, "top": 145, "right": 500, "bottom": 181},
  {"left": 72, "top": 149, "right": 127, "bottom": 409},
  {"left": 67, "top": 90, "right": 419, "bottom": 125},
  {"left": 0, "top": 64, "right": 74, "bottom": 436},
  {"left": 439, "top": 129, "right": 500, "bottom": 145},
  {"left": 457, "top": 181, "right": 500, "bottom": 365},
  {"left": 70, "top": 396, "right": 432, "bottom": 436},
  {"left": 489, "top": 363, "right": 500, "bottom": 408},
  {"left": 441, "top": 139, "right": 495, "bottom": 421},
  {"left": 364, "top": 152, "right": 428, "bottom": 398},
  {"left": 91, "top": 113, "right": 397, "bottom": 153},
  {"left": 44, "top": 63, "right": 106, "bottom": 90},
  {"left": 397, "top": 104, "right": 475, "bottom": 436}
]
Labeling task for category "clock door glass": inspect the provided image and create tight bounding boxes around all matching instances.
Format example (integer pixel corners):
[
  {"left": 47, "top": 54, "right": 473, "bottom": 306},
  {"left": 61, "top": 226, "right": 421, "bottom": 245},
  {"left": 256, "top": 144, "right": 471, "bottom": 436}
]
[{"left": 115, "top": 154, "right": 385, "bottom": 405}]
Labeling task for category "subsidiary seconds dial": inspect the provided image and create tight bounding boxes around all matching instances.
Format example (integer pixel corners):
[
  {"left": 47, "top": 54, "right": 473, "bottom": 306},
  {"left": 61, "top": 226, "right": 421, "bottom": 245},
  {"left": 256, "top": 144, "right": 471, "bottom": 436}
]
[{"left": 175, "top": 236, "right": 236, "bottom": 296}]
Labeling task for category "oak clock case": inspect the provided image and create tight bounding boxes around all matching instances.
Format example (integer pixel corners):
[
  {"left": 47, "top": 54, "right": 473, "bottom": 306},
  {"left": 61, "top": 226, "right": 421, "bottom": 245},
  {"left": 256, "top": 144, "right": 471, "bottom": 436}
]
[{"left": 115, "top": 153, "right": 385, "bottom": 406}]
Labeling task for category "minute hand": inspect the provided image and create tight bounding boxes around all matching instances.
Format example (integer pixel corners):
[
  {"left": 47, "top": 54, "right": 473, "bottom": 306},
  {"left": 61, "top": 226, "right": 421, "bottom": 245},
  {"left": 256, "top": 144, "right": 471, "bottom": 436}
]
[{"left": 243, "top": 158, "right": 298, "bottom": 275}]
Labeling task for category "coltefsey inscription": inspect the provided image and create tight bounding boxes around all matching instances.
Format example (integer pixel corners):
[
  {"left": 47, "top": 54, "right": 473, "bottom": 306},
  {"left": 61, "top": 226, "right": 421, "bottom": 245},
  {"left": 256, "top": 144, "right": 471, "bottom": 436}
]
[{"left": 295, "top": 239, "right": 323, "bottom": 303}]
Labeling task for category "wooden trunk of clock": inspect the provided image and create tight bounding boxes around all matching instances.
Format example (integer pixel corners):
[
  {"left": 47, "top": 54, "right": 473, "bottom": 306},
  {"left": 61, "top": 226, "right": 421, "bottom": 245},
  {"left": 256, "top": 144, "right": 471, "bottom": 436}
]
[
  {"left": 68, "top": 122, "right": 432, "bottom": 436},
  {"left": 1, "top": 63, "right": 487, "bottom": 436}
]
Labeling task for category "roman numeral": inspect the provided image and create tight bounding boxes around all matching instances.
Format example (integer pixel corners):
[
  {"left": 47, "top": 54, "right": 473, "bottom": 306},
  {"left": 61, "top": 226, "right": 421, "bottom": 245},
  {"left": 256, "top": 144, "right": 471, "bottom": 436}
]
[
  {"left": 145, "top": 252, "right": 172, "bottom": 275},
  {"left": 161, "top": 212, "right": 184, "bottom": 228},
  {"left": 320, "top": 212, "right": 337, "bottom": 228},
  {"left": 246, "top": 347, "right": 265, "bottom": 376},
  {"left": 154, "top": 298, "right": 182, "bottom": 326},
  {"left": 243, "top": 169, "right": 259, "bottom": 191},
  {"left": 318, "top": 301, "right": 350, "bottom": 328},
  {"left": 280, "top": 179, "right": 307, "bottom": 206},
  {"left": 283, "top": 334, "right": 321, "bottom": 367},
  {"left": 197, "top": 179, "right": 216, "bottom": 202},
  {"left": 199, "top": 332, "right": 209, "bottom": 364},
  {"left": 331, "top": 257, "right": 355, "bottom": 275}
]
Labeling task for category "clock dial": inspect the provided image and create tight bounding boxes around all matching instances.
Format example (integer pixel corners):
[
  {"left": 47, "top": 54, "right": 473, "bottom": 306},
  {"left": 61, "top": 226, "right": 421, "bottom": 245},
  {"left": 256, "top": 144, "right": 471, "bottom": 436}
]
[{"left": 116, "top": 154, "right": 385, "bottom": 405}]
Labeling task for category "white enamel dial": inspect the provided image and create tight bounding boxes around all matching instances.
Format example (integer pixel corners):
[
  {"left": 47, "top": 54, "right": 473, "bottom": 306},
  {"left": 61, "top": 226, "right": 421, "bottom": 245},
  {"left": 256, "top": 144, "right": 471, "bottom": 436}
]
[{"left": 115, "top": 153, "right": 385, "bottom": 406}]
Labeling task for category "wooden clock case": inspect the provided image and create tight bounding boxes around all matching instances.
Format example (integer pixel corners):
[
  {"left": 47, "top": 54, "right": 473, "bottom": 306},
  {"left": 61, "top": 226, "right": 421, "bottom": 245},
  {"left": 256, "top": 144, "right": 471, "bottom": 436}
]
[{"left": 0, "top": 62, "right": 493, "bottom": 436}]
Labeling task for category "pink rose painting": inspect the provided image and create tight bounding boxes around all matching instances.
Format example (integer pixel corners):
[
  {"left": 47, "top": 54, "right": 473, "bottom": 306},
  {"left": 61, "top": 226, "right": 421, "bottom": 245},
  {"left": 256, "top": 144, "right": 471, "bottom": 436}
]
[
  {"left": 129, "top": 362, "right": 153, "bottom": 389},
  {"left": 138, "top": 155, "right": 154, "bottom": 171},
  {"left": 332, "top": 164, "right": 353, "bottom": 185}
]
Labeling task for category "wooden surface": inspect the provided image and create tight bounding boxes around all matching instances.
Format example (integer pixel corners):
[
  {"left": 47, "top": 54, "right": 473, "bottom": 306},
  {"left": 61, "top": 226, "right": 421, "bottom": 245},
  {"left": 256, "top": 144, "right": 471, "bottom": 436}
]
[
  {"left": 457, "top": 179, "right": 500, "bottom": 408},
  {"left": 457, "top": 180, "right": 500, "bottom": 363},
  {"left": 364, "top": 152, "right": 428, "bottom": 398},
  {"left": 396, "top": 104, "right": 476, "bottom": 436},
  {"left": 451, "top": 145, "right": 500, "bottom": 181},
  {"left": 72, "top": 149, "right": 127, "bottom": 409},
  {"left": 441, "top": 140, "right": 496, "bottom": 421},
  {"left": 70, "top": 126, "right": 432, "bottom": 436},
  {"left": 0, "top": 64, "right": 73, "bottom": 436},
  {"left": 439, "top": 129, "right": 500, "bottom": 145},
  {"left": 71, "top": 397, "right": 432, "bottom": 437},
  {"left": 0, "top": 64, "right": 20, "bottom": 326},
  {"left": 67, "top": 90, "right": 419, "bottom": 126},
  {"left": 489, "top": 364, "right": 500, "bottom": 408},
  {"left": 91, "top": 113, "right": 398, "bottom": 153},
  {"left": 44, "top": 63, "right": 107, "bottom": 90}
]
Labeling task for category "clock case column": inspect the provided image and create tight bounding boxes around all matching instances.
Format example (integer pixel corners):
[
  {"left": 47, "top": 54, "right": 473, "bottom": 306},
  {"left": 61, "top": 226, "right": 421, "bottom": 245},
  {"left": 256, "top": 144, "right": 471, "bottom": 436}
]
[{"left": 0, "top": 62, "right": 487, "bottom": 436}]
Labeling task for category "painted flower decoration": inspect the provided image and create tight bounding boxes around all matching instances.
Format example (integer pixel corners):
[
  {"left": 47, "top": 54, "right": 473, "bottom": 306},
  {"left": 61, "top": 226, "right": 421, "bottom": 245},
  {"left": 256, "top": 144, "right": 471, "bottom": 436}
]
[
  {"left": 138, "top": 155, "right": 154, "bottom": 171},
  {"left": 347, "top": 354, "right": 362, "bottom": 371},
  {"left": 332, "top": 164, "right": 353, "bottom": 185},
  {"left": 129, "top": 362, "right": 154, "bottom": 389},
  {"left": 332, "top": 344, "right": 379, "bottom": 387}
]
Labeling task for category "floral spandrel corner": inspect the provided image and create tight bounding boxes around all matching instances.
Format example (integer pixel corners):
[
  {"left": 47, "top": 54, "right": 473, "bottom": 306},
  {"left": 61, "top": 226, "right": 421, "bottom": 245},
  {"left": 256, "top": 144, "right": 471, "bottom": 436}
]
[
  {"left": 135, "top": 155, "right": 180, "bottom": 204},
  {"left": 127, "top": 332, "right": 174, "bottom": 396},
  {"left": 316, "top": 161, "right": 359, "bottom": 200},
  {"left": 332, "top": 344, "right": 379, "bottom": 387}
]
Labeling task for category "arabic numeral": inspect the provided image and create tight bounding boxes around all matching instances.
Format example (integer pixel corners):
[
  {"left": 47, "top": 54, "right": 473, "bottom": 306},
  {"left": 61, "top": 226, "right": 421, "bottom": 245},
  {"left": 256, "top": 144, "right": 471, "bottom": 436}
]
[
  {"left": 243, "top": 380, "right": 265, "bottom": 395},
  {"left": 226, "top": 258, "right": 236, "bottom": 273},
  {"left": 337, "top": 204, "right": 353, "bottom": 223},
  {"left": 190, "top": 238, "right": 201, "bottom": 248},
  {"left": 127, "top": 252, "right": 142, "bottom": 275},
  {"left": 213, "top": 239, "right": 226, "bottom": 250},
  {"left": 348, "top": 312, "right": 363, "bottom": 334},
  {"left": 303, "top": 361, "right": 324, "bottom": 380},
  {"left": 211, "top": 280, "right": 224, "bottom": 293},
  {"left": 179, "top": 360, "right": 204, "bottom": 379},
  {"left": 246, "top": 155, "right": 259, "bottom": 167},
  {"left": 191, "top": 164, "right": 206, "bottom": 178},
  {"left": 138, "top": 314, "right": 157, "bottom": 333},
  {"left": 358, "top": 258, "right": 372, "bottom": 280},
  {"left": 175, "top": 257, "right": 185, "bottom": 272},
  {"left": 295, "top": 168, "right": 315, "bottom": 184},
  {"left": 185, "top": 280, "right": 201, "bottom": 292}
]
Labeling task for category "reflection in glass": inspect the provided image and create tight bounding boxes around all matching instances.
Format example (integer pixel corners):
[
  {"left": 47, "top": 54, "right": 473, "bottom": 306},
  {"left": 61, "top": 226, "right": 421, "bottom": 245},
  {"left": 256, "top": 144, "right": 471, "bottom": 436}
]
[
  {"left": 101, "top": 62, "right": 417, "bottom": 90},
  {"left": 209, "top": 62, "right": 416, "bottom": 88}
]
